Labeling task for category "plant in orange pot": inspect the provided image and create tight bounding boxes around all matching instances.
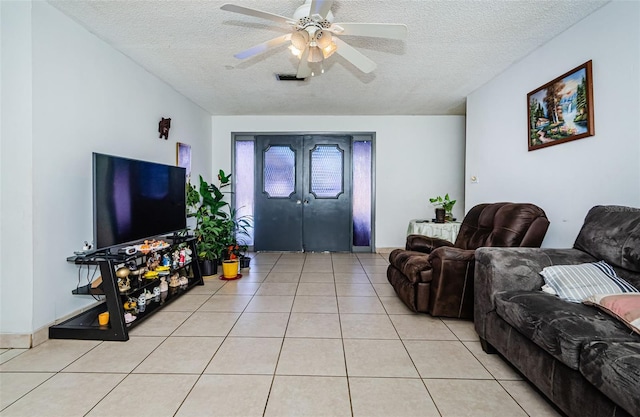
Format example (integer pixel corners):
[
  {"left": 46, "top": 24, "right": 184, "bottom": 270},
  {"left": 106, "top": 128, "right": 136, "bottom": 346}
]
[
  {"left": 222, "top": 244, "right": 240, "bottom": 278},
  {"left": 218, "top": 206, "right": 251, "bottom": 279}
]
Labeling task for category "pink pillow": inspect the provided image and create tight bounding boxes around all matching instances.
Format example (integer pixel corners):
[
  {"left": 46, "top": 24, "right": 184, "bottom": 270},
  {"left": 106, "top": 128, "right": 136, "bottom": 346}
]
[{"left": 584, "top": 293, "right": 640, "bottom": 335}]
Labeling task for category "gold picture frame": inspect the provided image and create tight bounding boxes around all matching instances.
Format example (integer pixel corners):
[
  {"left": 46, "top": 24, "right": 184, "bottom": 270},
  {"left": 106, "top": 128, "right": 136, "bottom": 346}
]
[
  {"left": 528, "top": 60, "right": 595, "bottom": 151},
  {"left": 176, "top": 142, "right": 191, "bottom": 179}
]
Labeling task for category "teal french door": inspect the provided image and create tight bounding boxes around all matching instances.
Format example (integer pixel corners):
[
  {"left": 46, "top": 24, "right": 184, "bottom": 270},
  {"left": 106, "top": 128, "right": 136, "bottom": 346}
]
[{"left": 253, "top": 135, "right": 352, "bottom": 252}]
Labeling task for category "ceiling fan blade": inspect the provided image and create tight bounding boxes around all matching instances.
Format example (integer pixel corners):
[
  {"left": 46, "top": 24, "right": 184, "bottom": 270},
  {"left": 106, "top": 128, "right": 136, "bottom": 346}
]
[
  {"left": 234, "top": 34, "right": 292, "bottom": 59},
  {"left": 333, "top": 37, "right": 376, "bottom": 74},
  {"left": 220, "top": 3, "right": 294, "bottom": 26},
  {"left": 330, "top": 23, "right": 408, "bottom": 40},
  {"left": 309, "top": 0, "right": 334, "bottom": 19},
  {"left": 297, "top": 48, "right": 312, "bottom": 78}
]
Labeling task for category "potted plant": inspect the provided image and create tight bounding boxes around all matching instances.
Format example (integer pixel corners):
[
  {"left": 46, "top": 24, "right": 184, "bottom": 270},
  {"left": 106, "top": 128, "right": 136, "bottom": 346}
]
[
  {"left": 238, "top": 244, "right": 251, "bottom": 269},
  {"left": 429, "top": 194, "right": 456, "bottom": 223},
  {"left": 188, "top": 170, "right": 252, "bottom": 277},
  {"left": 187, "top": 171, "right": 232, "bottom": 276},
  {"left": 222, "top": 242, "right": 250, "bottom": 272},
  {"left": 222, "top": 244, "right": 240, "bottom": 278},
  {"left": 219, "top": 208, "right": 252, "bottom": 277}
]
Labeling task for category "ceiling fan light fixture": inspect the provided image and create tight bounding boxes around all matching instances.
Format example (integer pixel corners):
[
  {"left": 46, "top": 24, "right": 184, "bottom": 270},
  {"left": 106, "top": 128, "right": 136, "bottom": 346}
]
[
  {"left": 308, "top": 46, "right": 324, "bottom": 63},
  {"left": 322, "top": 42, "right": 337, "bottom": 59},
  {"left": 221, "top": 1, "right": 408, "bottom": 77},
  {"left": 289, "top": 44, "right": 303, "bottom": 58},
  {"left": 316, "top": 30, "right": 332, "bottom": 49},
  {"left": 290, "top": 30, "right": 309, "bottom": 51}
]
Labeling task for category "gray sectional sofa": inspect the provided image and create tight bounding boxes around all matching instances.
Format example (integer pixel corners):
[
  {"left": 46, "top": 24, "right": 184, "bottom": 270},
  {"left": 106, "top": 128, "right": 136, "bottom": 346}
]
[{"left": 474, "top": 205, "right": 640, "bottom": 417}]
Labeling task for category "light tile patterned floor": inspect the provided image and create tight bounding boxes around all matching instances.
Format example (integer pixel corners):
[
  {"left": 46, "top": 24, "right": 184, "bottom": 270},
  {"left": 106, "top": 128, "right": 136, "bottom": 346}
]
[{"left": 0, "top": 253, "right": 562, "bottom": 417}]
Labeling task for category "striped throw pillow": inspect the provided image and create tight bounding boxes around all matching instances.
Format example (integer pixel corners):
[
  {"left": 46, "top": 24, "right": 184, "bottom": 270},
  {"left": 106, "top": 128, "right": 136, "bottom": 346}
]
[{"left": 540, "top": 261, "right": 639, "bottom": 303}]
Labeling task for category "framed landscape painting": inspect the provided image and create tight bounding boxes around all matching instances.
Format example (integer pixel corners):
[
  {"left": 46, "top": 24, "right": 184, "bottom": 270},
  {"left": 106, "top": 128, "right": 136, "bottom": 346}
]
[{"left": 527, "top": 60, "right": 594, "bottom": 151}]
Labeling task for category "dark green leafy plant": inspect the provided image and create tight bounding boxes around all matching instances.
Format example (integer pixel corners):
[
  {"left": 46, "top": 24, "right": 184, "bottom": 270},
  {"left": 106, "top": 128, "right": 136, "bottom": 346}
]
[
  {"left": 187, "top": 170, "right": 252, "bottom": 261},
  {"left": 429, "top": 194, "right": 456, "bottom": 215}
]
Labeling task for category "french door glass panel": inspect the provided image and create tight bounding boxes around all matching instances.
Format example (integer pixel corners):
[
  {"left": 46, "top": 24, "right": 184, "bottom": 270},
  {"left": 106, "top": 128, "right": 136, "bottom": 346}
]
[
  {"left": 352, "top": 140, "right": 372, "bottom": 247},
  {"left": 310, "top": 145, "right": 344, "bottom": 199},
  {"left": 263, "top": 146, "right": 296, "bottom": 198},
  {"left": 235, "top": 140, "right": 255, "bottom": 245}
]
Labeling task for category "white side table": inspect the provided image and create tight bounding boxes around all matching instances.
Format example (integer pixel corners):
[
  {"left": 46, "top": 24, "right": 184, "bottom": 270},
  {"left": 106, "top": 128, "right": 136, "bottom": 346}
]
[{"left": 407, "top": 220, "right": 462, "bottom": 243}]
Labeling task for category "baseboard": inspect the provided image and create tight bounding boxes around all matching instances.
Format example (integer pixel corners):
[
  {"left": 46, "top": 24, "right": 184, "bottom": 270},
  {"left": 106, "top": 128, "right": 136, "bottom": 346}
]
[
  {"left": 0, "top": 301, "right": 103, "bottom": 349},
  {"left": 376, "top": 247, "right": 399, "bottom": 255},
  {"left": 1, "top": 324, "right": 51, "bottom": 348},
  {"left": 32, "top": 325, "right": 50, "bottom": 347},
  {"left": 0, "top": 333, "right": 31, "bottom": 349}
]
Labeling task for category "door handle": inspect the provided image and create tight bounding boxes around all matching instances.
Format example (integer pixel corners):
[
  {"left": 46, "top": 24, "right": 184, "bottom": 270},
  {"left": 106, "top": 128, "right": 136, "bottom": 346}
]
[{"left": 296, "top": 200, "right": 302, "bottom": 205}]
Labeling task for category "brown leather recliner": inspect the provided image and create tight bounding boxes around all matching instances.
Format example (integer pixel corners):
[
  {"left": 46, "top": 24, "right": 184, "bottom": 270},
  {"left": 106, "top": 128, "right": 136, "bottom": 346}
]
[{"left": 387, "top": 203, "right": 550, "bottom": 319}]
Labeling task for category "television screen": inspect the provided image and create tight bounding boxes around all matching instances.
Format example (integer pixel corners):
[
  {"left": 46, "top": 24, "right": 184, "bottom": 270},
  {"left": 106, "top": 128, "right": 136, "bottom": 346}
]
[{"left": 93, "top": 153, "right": 187, "bottom": 251}]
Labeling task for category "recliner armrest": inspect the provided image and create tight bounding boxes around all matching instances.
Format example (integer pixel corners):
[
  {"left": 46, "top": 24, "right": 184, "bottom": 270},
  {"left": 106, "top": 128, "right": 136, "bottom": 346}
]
[
  {"left": 425, "top": 247, "right": 475, "bottom": 287},
  {"left": 406, "top": 234, "right": 455, "bottom": 254},
  {"left": 429, "top": 246, "right": 475, "bottom": 263},
  {"left": 424, "top": 246, "right": 476, "bottom": 318}
]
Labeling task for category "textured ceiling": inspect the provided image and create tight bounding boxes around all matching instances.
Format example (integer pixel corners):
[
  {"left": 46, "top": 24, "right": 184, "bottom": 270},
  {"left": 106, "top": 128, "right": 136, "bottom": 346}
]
[{"left": 49, "top": 0, "right": 608, "bottom": 116}]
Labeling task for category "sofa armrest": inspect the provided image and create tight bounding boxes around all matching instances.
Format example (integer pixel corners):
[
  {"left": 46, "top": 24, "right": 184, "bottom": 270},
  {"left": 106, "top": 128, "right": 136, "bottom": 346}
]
[
  {"left": 473, "top": 247, "right": 596, "bottom": 339},
  {"left": 406, "top": 234, "right": 455, "bottom": 254}
]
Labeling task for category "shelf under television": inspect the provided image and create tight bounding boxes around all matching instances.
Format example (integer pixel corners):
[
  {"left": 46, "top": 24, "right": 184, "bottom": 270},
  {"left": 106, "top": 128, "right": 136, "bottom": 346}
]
[{"left": 50, "top": 237, "right": 203, "bottom": 341}]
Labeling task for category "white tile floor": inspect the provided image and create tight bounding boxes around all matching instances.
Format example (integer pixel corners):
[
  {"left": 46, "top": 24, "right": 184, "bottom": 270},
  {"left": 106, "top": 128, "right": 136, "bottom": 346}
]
[{"left": 0, "top": 252, "right": 562, "bottom": 417}]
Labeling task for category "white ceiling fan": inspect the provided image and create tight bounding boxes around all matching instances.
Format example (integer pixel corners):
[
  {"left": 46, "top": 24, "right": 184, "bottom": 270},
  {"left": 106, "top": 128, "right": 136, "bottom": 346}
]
[{"left": 220, "top": 0, "right": 407, "bottom": 78}]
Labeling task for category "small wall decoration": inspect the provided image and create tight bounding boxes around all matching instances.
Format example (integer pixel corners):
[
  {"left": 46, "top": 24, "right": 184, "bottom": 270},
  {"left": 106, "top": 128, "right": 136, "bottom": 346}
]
[
  {"left": 159, "top": 117, "right": 171, "bottom": 140},
  {"left": 176, "top": 142, "right": 192, "bottom": 179},
  {"left": 527, "top": 60, "right": 594, "bottom": 151}
]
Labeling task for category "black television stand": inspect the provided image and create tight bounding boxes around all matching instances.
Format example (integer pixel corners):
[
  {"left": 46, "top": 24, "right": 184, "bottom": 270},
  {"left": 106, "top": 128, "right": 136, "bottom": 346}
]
[
  {"left": 50, "top": 237, "right": 203, "bottom": 341},
  {"left": 165, "top": 233, "right": 194, "bottom": 243}
]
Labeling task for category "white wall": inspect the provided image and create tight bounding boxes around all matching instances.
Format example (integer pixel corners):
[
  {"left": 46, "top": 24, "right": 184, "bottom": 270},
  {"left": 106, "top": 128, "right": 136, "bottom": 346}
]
[
  {"left": 466, "top": 1, "right": 640, "bottom": 248},
  {"left": 1, "top": 1, "right": 212, "bottom": 342},
  {"left": 212, "top": 116, "right": 466, "bottom": 249},
  {"left": 1, "top": 1, "right": 35, "bottom": 345}
]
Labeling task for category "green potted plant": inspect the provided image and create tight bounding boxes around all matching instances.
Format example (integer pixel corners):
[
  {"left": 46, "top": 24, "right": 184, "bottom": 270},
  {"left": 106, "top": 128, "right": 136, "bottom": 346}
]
[
  {"left": 238, "top": 243, "right": 251, "bottom": 269},
  {"left": 219, "top": 207, "right": 252, "bottom": 277},
  {"left": 429, "top": 193, "right": 456, "bottom": 223},
  {"left": 187, "top": 171, "right": 231, "bottom": 275},
  {"left": 188, "top": 170, "right": 252, "bottom": 276}
]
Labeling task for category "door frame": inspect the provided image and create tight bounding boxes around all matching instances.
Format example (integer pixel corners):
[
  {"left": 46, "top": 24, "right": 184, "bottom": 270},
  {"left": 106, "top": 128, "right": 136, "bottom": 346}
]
[{"left": 231, "top": 131, "right": 376, "bottom": 253}]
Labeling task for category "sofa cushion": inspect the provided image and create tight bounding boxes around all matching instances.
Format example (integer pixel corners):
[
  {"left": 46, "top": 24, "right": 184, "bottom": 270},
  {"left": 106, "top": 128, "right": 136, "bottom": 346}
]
[
  {"left": 574, "top": 205, "right": 640, "bottom": 273},
  {"left": 494, "top": 290, "right": 640, "bottom": 370},
  {"left": 580, "top": 341, "right": 640, "bottom": 417},
  {"left": 540, "top": 261, "right": 639, "bottom": 303}
]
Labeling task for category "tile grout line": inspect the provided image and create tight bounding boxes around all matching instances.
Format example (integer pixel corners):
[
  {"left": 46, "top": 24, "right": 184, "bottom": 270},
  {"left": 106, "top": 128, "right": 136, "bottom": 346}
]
[
  {"left": 0, "top": 371, "right": 57, "bottom": 412},
  {"left": 261, "top": 252, "right": 299, "bottom": 417},
  {"left": 335, "top": 253, "right": 355, "bottom": 417}
]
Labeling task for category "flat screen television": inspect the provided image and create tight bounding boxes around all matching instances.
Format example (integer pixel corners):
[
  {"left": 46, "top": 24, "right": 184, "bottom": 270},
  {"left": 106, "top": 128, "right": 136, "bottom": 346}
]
[{"left": 93, "top": 153, "right": 187, "bottom": 251}]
